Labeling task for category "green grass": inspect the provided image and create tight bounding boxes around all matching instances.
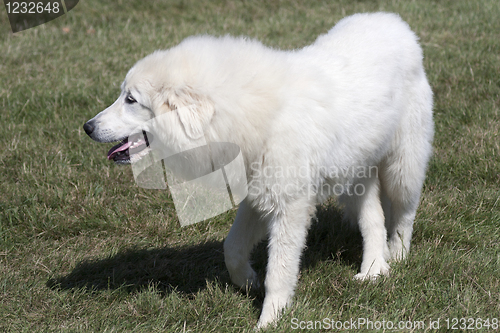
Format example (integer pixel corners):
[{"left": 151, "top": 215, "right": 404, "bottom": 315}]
[{"left": 1, "top": 0, "right": 499, "bottom": 332}]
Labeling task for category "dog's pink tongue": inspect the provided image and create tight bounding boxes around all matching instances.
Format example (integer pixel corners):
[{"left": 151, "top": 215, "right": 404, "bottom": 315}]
[{"left": 107, "top": 141, "right": 132, "bottom": 160}]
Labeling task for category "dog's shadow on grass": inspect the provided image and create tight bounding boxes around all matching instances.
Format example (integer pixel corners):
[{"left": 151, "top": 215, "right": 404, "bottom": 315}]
[{"left": 47, "top": 204, "right": 362, "bottom": 299}]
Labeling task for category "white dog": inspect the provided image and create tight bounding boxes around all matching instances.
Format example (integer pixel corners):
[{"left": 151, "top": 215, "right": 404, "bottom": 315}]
[{"left": 84, "top": 12, "right": 433, "bottom": 328}]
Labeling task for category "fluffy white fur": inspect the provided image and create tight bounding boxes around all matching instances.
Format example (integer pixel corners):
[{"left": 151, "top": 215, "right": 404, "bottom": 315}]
[{"left": 84, "top": 12, "right": 434, "bottom": 329}]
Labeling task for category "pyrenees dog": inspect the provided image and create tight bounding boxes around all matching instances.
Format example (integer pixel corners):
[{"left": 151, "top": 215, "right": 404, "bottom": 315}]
[{"left": 84, "top": 12, "right": 433, "bottom": 328}]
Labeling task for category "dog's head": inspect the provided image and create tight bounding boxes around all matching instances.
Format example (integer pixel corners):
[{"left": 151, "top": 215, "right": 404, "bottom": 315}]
[{"left": 83, "top": 47, "right": 215, "bottom": 165}]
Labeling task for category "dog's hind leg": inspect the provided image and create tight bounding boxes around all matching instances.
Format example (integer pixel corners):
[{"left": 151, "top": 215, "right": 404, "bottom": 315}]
[
  {"left": 381, "top": 76, "right": 433, "bottom": 261},
  {"left": 352, "top": 176, "right": 391, "bottom": 280},
  {"left": 380, "top": 139, "right": 432, "bottom": 261},
  {"left": 380, "top": 154, "right": 425, "bottom": 261},
  {"left": 256, "top": 196, "right": 314, "bottom": 329},
  {"left": 224, "top": 198, "right": 268, "bottom": 289},
  {"left": 339, "top": 178, "right": 391, "bottom": 242}
]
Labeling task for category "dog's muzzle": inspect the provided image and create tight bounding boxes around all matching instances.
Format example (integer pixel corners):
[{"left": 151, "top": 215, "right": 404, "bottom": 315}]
[{"left": 83, "top": 120, "right": 152, "bottom": 165}]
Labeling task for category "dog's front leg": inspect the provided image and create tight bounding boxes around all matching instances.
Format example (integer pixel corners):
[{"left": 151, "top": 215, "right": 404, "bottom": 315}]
[
  {"left": 256, "top": 197, "right": 313, "bottom": 329},
  {"left": 224, "top": 199, "right": 268, "bottom": 289}
]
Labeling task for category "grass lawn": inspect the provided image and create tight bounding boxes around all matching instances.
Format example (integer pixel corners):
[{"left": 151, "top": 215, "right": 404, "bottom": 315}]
[{"left": 0, "top": 0, "right": 499, "bottom": 332}]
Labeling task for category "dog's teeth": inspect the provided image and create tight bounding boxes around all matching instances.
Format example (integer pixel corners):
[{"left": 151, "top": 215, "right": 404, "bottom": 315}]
[{"left": 130, "top": 138, "right": 144, "bottom": 149}]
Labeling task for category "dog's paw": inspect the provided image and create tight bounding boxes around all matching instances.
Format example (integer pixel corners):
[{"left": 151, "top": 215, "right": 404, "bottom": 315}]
[
  {"left": 255, "top": 319, "right": 276, "bottom": 331},
  {"left": 354, "top": 258, "right": 390, "bottom": 281},
  {"left": 255, "top": 302, "right": 281, "bottom": 330},
  {"left": 388, "top": 241, "right": 409, "bottom": 261}
]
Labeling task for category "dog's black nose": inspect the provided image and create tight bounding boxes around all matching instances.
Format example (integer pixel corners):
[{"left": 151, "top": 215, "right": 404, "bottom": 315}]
[{"left": 83, "top": 120, "right": 95, "bottom": 136}]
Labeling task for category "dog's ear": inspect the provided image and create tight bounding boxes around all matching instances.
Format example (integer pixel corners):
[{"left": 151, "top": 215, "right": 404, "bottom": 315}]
[{"left": 167, "top": 87, "right": 214, "bottom": 139}]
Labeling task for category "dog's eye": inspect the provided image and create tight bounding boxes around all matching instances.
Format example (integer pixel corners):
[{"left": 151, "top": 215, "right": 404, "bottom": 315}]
[{"left": 125, "top": 94, "right": 137, "bottom": 104}]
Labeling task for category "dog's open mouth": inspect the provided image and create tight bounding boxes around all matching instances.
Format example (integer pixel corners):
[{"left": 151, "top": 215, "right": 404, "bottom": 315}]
[{"left": 107, "top": 130, "right": 152, "bottom": 164}]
